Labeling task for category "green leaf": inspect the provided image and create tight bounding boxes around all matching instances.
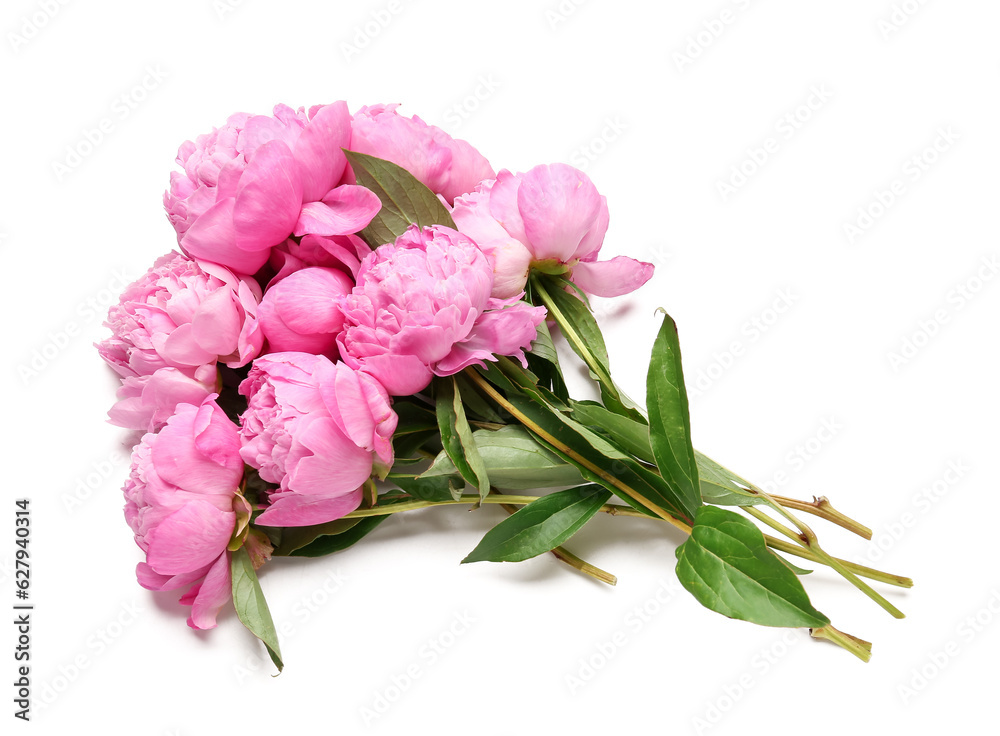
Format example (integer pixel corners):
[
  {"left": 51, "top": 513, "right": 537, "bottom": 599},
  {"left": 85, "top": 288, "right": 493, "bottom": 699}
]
[
  {"left": 230, "top": 547, "right": 283, "bottom": 672},
  {"left": 436, "top": 377, "right": 491, "bottom": 500},
  {"left": 420, "top": 426, "right": 586, "bottom": 490},
  {"left": 343, "top": 149, "right": 456, "bottom": 247},
  {"left": 528, "top": 316, "right": 561, "bottom": 367},
  {"left": 288, "top": 516, "right": 389, "bottom": 558},
  {"left": 694, "top": 451, "right": 766, "bottom": 507},
  {"left": 455, "top": 372, "right": 505, "bottom": 423},
  {"left": 571, "top": 400, "right": 654, "bottom": 463},
  {"left": 646, "top": 310, "right": 702, "bottom": 512},
  {"left": 535, "top": 274, "right": 611, "bottom": 371},
  {"left": 463, "top": 485, "right": 612, "bottom": 563},
  {"left": 391, "top": 470, "right": 463, "bottom": 502},
  {"left": 273, "top": 516, "right": 365, "bottom": 556},
  {"left": 481, "top": 361, "right": 697, "bottom": 522},
  {"left": 675, "top": 506, "right": 830, "bottom": 629},
  {"left": 532, "top": 274, "right": 644, "bottom": 420}
]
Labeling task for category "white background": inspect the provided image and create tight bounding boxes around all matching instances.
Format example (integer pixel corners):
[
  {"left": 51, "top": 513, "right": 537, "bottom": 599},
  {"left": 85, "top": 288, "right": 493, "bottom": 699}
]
[{"left": 2, "top": 0, "right": 997, "bottom": 733}]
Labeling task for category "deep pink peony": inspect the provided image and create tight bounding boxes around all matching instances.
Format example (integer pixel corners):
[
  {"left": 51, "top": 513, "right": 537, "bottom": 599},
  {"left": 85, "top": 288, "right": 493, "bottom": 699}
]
[
  {"left": 337, "top": 224, "right": 547, "bottom": 396},
  {"left": 123, "top": 399, "right": 247, "bottom": 630},
  {"left": 348, "top": 103, "right": 495, "bottom": 205},
  {"left": 257, "top": 267, "right": 354, "bottom": 357},
  {"left": 451, "top": 164, "right": 654, "bottom": 298},
  {"left": 164, "top": 102, "right": 381, "bottom": 274},
  {"left": 239, "top": 352, "right": 397, "bottom": 527},
  {"left": 97, "top": 252, "right": 263, "bottom": 430}
]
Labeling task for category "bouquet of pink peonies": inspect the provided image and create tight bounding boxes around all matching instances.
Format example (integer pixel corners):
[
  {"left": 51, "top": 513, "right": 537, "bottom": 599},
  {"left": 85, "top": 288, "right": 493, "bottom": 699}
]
[{"left": 98, "top": 101, "right": 910, "bottom": 670}]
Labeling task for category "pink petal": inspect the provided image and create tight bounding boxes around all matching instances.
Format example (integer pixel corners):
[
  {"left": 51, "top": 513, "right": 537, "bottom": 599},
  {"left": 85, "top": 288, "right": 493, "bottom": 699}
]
[
  {"left": 294, "top": 101, "right": 351, "bottom": 201},
  {"left": 145, "top": 501, "right": 235, "bottom": 576},
  {"left": 255, "top": 487, "right": 363, "bottom": 527},
  {"left": 319, "top": 363, "right": 375, "bottom": 451},
  {"left": 570, "top": 256, "right": 654, "bottom": 298},
  {"left": 152, "top": 405, "right": 243, "bottom": 495},
  {"left": 182, "top": 198, "right": 271, "bottom": 274},
  {"left": 435, "top": 303, "right": 546, "bottom": 375},
  {"left": 191, "top": 288, "right": 241, "bottom": 356},
  {"left": 157, "top": 323, "right": 218, "bottom": 367},
  {"left": 185, "top": 552, "right": 231, "bottom": 630},
  {"left": 357, "top": 354, "right": 432, "bottom": 397},
  {"left": 192, "top": 401, "right": 244, "bottom": 469},
  {"left": 293, "top": 186, "right": 381, "bottom": 237},
  {"left": 517, "top": 164, "right": 601, "bottom": 262},
  {"left": 135, "top": 562, "right": 209, "bottom": 591},
  {"left": 234, "top": 140, "right": 304, "bottom": 251},
  {"left": 286, "top": 417, "right": 374, "bottom": 495},
  {"left": 576, "top": 195, "right": 610, "bottom": 260},
  {"left": 488, "top": 170, "right": 529, "bottom": 245}
]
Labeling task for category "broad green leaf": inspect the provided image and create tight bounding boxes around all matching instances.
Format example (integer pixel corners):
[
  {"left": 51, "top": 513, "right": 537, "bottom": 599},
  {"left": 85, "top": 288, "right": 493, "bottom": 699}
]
[
  {"left": 533, "top": 274, "right": 611, "bottom": 372},
  {"left": 463, "top": 485, "right": 612, "bottom": 563},
  {"left": 694, "top": 450, "right": 766, "bottom": 507},
  {"left": 230, "top": 547, "right": 283, "bottom": 672},
  {"left": 288, "top": 516, "right": 389, "bottom": 558},
  {"left": 273, "top": 516, "right": 364, "bottom": 556},
  {"left": 675, "top": 506, "right": 830, "bottom": 628},
  {"left": 391, "top": 428, "right": 437, "bottom": 461},
  {"left": 436, "top": 377, "right": 491, "bottom": 500},
  {"left": 420, "top": 426, "right": 586, "bottom": 490},
  {"left": 343, "top": 150, "right": 456, "bottom": 247},
  {"left": 455, "top": 372, "right": 505, "bottom": 423},
  {"left": 528, "top": 316, "right": 561, "bottom": 367},
  {"left": 526, "top": 318, "right": 570, "bottom": 401},
  {"left": 570, "top": 402, "right": 766, "bottom": 508},
  {"left": 646, "top": 311, "right": 701, "bottom": 511},
  {"left": 571, "top": 400, "right": 654, "bottom": 463},
  {"left": 390, "top": 400, "right": 439, "bottom": 460},
  {"left": 532, "top": 274, "right": 644, "bottom": 419},
  {"left": 481, "top": 362, "right": 697, "bottom": 522},
  {"left": 391, "top": 470, "right": 463, "bottom": 502}
]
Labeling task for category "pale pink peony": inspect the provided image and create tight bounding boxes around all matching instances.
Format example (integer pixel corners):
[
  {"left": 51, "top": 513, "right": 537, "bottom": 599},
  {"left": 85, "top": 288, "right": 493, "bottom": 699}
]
[
  {"left": 239, "top": 352, "right": 397, "bottom": 527},
  {"left": 257, "top": 267, "right": 354, "bottom": 357},
  {"left": 164, "top": 102, "right": 381, "bottom": 274},
  {"left": 337, "top": 224, "right": 546, "bottom": 396},
  {"left": 124, "top": 399, "right": 247, "bottom": 630},
  {"left": 98, "top": 251, "right": 263, "bottom": 378},
  {"left": 451, "top": 164, "right": 654, "bottom": 298},
  {"left": 108, "top": 366, "right": 217, "bottom": 432},
  {"left": 348, "top": 103, "right": 495, "bottom": 205}
]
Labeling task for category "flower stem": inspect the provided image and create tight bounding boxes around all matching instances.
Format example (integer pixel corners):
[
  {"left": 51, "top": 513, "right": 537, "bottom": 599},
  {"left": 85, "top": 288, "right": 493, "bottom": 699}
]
[
  {"left": 769, "top": 494, "right": 872, "bottom": 540},
  {"left": 761, "top": 535, "right": 912, "bottom": 588},
  {"left": 811, "top": 626, "right": 873, "bottom": 662},
  {"left": 745, "top": 503, "right": 906, "bottom": 619},
  {"left": 343, "top": 495, "right": 546, "bottom": 517},
  {"left": 465, "top": 369, "right": 693, "bottom": 535},
  {"left": 495, "top": 497, "right": 617, "bottom": 586},
  {"left": 532, "top": 276, "right": 614, "bottom": 390}
]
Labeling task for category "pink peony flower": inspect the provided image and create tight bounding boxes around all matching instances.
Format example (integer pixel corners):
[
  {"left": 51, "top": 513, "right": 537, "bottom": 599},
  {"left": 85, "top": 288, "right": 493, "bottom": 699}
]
[
  {"left": 451, "top": 164, "right": 654, "bottom": 298},
  {"left": 257, "top": 267, "right": 354, "bottom": 357},
  {"left": 239, "top": 352, "right": 397, "bottom": 527},
  {"left": 268, "top": 233, "right": 369, "bottom": 285},
  {"left": 98, "top": 251, "right": 263, "bottom": 379},
  {"left": 337, "top": 224, "right": 547, "bottom": 396},
  {"left": 108, "top": 366, "right": 217, "bottom": 432},
  {"left": 348, "top": 103, "right": 495, "bottom": 205},
  {"left": 98, "top": 252, "right": 264, "bottom": 431},
  {"left": 124, "top": 399, "right": 247, "bottom": 629},
  {"left": 164, "top": 102, "right": 381, "bottom": 274}
]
